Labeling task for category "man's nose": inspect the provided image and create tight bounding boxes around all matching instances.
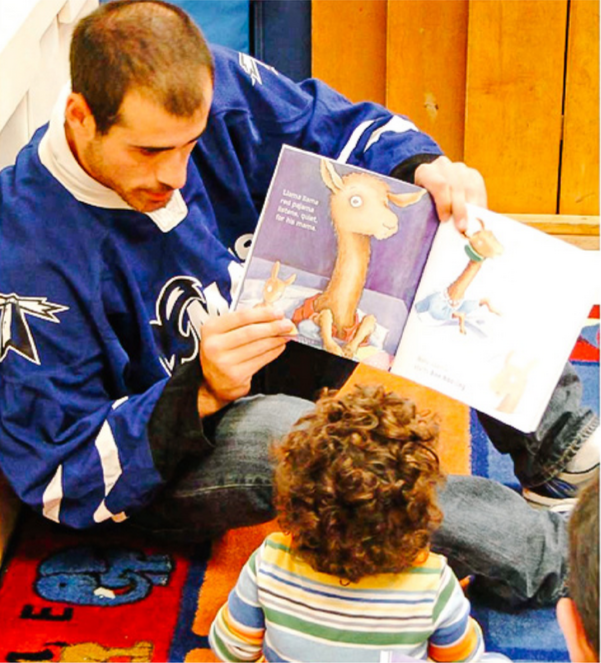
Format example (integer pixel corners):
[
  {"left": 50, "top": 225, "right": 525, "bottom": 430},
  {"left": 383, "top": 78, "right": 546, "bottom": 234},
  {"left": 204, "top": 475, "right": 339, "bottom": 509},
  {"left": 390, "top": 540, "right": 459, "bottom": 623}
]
[{"left": 156, "top": 150, "right": 189, "bottom": 191}]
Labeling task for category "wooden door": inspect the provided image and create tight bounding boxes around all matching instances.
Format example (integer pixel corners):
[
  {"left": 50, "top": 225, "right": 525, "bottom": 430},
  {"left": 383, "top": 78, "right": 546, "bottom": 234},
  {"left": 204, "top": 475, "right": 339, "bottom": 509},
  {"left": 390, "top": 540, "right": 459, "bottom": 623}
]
[{"left": 312, "top": 0, "right": 600, "bottom": 218}]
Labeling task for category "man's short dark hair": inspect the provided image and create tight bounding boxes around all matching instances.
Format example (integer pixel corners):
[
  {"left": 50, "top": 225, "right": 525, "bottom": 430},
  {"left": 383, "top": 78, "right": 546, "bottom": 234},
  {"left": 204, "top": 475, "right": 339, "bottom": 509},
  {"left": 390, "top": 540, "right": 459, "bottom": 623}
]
[
  {"left": 568, "top": 471, "right": 599, "bottom": 657},
  {"left": 70, "top": 0, "right": 214, "bottom": 134}
]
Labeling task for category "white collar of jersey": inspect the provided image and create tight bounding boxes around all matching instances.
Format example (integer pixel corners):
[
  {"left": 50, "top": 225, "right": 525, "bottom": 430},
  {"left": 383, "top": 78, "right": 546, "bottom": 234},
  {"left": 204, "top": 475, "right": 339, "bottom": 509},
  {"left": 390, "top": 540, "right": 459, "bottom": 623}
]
[{"left": 38, "top": 86, "right": 188, "bottom": 233}]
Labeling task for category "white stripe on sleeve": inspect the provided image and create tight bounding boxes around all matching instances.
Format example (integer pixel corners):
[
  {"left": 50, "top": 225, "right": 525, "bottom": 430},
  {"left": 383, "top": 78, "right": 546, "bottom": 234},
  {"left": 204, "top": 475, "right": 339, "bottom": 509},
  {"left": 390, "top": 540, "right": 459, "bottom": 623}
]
[
  {"left": 336, "top": 120, "right": 376, "bottom": 163},
  {"left": 93, "top": 418, "right": 128, "bottom": 523},
  {"left": 95, "top": 419, "right": 122, "bottom": 494},
  {"left": 42, "top": 464, "right": 63, "bottom": 522},
  {"left": 364, "top": 116, "right": 418, "bottom": 153}
]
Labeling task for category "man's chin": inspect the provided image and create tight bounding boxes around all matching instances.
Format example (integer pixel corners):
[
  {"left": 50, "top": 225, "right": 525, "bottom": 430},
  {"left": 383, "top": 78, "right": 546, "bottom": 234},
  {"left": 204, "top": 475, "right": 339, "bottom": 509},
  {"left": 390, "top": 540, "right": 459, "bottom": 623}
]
[
  {"left": 140, "top": 199, "right": 172, "bottom": 213},
  {"left": 126, "top": 192, "right": 174, "bottom": 213}
]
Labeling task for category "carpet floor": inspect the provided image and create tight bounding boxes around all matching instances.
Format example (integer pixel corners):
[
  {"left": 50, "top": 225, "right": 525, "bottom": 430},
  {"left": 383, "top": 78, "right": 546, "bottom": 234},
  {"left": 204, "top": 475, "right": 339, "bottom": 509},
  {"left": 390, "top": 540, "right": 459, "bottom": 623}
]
[{"left": 0, "top": 307, "right": 597, "bottom": 663}]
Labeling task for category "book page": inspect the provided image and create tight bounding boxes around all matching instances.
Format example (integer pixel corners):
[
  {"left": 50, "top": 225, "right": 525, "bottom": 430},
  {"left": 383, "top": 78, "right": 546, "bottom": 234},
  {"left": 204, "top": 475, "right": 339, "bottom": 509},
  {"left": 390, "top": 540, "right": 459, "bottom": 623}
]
[
  {"left": 234, "top": 145, "right": 438, "bottom": 372},
  {"left": 392, "top": 204, "right": 598, "bottom": 432}
]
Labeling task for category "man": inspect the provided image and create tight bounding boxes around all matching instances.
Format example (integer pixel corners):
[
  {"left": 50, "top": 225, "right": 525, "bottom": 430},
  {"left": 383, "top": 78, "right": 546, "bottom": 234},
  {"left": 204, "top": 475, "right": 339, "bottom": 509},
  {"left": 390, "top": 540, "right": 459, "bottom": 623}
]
[
  {"left": 0, "top": 0, "right": 597, "bottom": 606},
  {"left": 557, "top": 473, "right": 599, "bottom": 662}
]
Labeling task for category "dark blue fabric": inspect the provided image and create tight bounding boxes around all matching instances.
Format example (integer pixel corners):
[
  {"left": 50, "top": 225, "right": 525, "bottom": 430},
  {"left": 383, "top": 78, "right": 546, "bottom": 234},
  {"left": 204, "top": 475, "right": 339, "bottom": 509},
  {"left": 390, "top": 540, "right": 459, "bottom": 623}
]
[{"left": 251, "top": 0, "right": 311, "bottom": 82}]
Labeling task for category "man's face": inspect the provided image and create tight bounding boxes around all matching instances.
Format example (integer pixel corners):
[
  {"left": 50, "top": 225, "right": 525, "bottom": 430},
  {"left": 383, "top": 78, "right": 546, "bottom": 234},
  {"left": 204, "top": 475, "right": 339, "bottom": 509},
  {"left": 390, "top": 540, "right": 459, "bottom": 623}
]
[{"left": 80, "top": 76, "right": 213, "bottom": 213}]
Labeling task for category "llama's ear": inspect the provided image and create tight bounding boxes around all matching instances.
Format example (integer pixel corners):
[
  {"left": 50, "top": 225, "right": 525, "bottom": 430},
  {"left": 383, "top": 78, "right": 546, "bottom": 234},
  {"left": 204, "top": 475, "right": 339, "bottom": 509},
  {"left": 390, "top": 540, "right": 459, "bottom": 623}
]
[
  {"left": 285, "top": 273, "right": 297, "bottom": 286},
  {"left": 387, "top": 189, "right": 426, "bottom": 208},
  {"left": 320, "top": 159, "right": 344, "bottom": 192},
  {"left": 271, "top": 261, "right": 281, "bottom": 277},
  {"left": 464, "top": 217, "right": 487, "bottom": 238}
]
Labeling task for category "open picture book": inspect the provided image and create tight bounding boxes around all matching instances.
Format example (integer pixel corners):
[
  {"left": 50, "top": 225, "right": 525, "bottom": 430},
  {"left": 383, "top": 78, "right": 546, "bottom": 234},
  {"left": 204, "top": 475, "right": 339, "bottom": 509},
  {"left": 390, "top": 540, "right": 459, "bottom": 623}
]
[{"left": 233, "top": 145, "right": 598, "bottom": 432}]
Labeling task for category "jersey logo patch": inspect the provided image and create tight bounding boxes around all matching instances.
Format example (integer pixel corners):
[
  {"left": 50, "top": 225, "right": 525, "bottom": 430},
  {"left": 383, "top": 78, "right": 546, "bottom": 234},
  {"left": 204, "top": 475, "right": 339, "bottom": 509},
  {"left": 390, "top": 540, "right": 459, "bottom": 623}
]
[
  {"left": 151, "top": 276, "right": 206, "bottom": 375},
  {"left": 0, "top": 293, "right": 68, "bottom": 364},
  {"left": 239, "top": 53, "right": 276, "bottom": 86}
]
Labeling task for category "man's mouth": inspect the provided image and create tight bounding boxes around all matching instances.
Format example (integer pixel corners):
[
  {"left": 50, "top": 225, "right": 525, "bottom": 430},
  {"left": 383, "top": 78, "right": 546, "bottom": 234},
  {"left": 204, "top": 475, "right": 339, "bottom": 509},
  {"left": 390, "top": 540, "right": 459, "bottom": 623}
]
[{"left": 145, "top": 190, "right": 173, "bottom": 202}]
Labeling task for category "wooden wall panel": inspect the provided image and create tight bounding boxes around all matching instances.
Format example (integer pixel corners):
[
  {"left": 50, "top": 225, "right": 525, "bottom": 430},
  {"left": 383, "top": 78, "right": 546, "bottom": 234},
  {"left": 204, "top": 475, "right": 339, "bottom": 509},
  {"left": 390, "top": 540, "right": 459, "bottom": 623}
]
[
  {"left": 560, "top": 0, "right": 600, "bottom": 215},
  {"left": 311, "top": 0, "right": 386, "bottom": 105},
  {"left": 386, "top": 0, "right": 468, "bottom": 162},
  {"left": 464, "top": 0, "right": 568, "bottom": 214}
]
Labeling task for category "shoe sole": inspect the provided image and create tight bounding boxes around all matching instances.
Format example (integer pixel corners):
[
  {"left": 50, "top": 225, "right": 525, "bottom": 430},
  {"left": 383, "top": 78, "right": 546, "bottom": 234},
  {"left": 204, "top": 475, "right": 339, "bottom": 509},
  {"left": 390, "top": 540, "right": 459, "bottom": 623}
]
[
  {"left": 522, "top": 487, "right": 577, "bottom": 510},
  {"left": 557, "top": 463, "right": 600, "bottom": 486}
]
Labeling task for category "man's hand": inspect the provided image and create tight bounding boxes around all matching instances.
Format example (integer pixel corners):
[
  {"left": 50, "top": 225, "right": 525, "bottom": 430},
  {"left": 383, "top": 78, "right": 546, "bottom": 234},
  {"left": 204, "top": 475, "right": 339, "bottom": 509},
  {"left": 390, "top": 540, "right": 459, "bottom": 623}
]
[
  {"left": 197, "top": 307, "right": 296, "bottom": 417},
  {"left": 414, "top": 156, "right": 487, "bottom": 232}
]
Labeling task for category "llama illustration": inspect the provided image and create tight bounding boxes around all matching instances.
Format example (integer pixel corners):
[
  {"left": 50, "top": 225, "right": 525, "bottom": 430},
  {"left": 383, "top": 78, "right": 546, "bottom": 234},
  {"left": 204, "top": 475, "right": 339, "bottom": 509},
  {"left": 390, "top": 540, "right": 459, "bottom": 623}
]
[
  {"left": 490, "top": 351, "right": 537, "bottom": 413},
  {"left": 255, "top": 260, "right": 296, "bottom": 308},
  {"left": 415, "top": 217, "right": 504, "bottom": 334},
  {"left": 292, "top": 158, "right": 425, "bottom": 358}
]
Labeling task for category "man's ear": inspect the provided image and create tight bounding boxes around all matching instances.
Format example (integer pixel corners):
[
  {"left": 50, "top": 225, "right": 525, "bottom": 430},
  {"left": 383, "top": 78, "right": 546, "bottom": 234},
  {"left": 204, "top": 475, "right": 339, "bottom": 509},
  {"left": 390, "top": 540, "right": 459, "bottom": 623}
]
[
  {"left": 64, "top": 92, "right": 97, "bottom": 140},
  {"left": 557, "top": 597, "right": 598, "bottom": 662}
]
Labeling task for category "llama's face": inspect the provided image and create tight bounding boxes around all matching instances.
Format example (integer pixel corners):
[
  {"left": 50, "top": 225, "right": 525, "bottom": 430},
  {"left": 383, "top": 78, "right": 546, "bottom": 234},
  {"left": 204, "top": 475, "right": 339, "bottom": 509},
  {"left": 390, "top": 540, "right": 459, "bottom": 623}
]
[
  {"left": 470, "top": 229, "right": 504, "bottom": 259},
  {"left": 330, "top": 174, "right": 399, "bottom": 240}
]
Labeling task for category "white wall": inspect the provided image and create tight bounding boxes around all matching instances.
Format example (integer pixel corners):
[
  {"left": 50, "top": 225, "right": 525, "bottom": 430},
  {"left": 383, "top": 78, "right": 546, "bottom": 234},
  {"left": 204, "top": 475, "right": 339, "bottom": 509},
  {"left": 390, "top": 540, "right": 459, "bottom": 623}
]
[{"left": 0, "top": 0, "right": 98, "bottom": 170}]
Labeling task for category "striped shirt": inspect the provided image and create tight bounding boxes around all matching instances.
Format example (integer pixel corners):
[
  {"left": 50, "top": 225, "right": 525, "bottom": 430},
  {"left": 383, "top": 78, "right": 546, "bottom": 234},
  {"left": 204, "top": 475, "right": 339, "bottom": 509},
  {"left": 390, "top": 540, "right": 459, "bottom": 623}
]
[{"left": 209, "top": 532, "right": 491, "bottom": 662}]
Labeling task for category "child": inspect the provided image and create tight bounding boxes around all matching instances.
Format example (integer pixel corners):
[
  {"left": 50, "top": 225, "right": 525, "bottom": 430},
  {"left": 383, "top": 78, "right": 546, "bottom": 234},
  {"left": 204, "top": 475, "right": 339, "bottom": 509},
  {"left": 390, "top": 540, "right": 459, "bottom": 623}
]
[
  {"left": 210, "top": 384, "right": 506, "bottom": 662},
  {"left": 557, "top": 472, "right": 599, "bottom": 662}
]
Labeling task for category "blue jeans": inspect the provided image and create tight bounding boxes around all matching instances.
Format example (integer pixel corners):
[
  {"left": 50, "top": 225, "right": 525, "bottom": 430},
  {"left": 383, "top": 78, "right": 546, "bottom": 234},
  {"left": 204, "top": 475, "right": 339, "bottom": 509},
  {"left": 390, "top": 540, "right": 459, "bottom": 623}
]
[{"left": 128, "top": 364, "right": 598, "bottom": 607}]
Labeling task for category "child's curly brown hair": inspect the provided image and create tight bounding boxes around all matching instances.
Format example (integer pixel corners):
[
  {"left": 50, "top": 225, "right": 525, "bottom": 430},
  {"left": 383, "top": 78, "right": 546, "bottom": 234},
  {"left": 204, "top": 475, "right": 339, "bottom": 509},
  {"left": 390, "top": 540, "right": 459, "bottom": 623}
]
[{"left": 273, "top": 383, "right": 444, "bottom": 584}]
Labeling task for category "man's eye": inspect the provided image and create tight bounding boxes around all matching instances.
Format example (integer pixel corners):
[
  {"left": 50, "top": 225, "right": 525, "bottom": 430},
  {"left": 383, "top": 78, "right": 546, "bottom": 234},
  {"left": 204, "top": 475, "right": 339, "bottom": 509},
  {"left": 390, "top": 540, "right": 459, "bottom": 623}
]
[{"left": 350, "top": 195, "right": 363, "bottom": 208}]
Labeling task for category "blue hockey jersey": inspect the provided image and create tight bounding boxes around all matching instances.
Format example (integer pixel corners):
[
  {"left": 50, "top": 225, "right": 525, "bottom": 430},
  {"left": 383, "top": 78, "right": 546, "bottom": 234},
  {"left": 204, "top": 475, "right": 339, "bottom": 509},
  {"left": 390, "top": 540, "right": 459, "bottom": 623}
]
[{"left": 0, "top": 46, "right": 442, "bottom": 529}]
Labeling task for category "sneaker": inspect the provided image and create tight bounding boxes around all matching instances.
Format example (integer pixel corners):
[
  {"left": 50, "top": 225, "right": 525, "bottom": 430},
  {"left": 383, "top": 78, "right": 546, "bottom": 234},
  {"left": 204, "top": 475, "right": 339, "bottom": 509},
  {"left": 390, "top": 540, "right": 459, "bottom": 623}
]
[
  {"left": 523, "top": 477, "right": 579, "bottom": 511},
  {"left": 524, "top": 429, "right": 599, "bottom": 511},
  {"left": 560, "top": 429, "right": 600, "bottom": 483}
]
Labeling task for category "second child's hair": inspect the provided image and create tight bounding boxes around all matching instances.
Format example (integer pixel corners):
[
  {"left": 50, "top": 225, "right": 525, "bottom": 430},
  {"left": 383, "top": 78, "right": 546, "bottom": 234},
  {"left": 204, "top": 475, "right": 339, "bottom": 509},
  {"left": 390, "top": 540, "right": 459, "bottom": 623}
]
[
  {"left": 273, "top": 384, "right": 443, "bottom": 583},
  {"left": 71, "top": 0, "right": 214, "bottom": 134},
  {"left": 568, "top": 472, "right": 599, "bottom": 657}
]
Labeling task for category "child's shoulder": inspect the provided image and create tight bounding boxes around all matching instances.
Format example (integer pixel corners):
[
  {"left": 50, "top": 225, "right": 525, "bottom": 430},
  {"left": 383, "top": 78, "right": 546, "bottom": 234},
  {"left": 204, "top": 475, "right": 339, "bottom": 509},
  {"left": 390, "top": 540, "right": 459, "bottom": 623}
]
[
  {"left": 257, "top": 531, "right": 295, "bottom": 564},
  {"left": 422, "top": 550, "right": 448, "bottom": 568},
  {"left": 263, "top": 530, "right": 293, "bottom": 550},
  {"left": 408, "top": 549, "right": 448, "bottom": 572}
]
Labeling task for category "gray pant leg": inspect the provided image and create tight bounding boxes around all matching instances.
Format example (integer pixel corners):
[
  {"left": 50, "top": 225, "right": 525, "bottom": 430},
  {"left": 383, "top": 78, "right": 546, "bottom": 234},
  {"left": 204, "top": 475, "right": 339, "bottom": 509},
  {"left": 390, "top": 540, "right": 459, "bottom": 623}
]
[
  {"left": 127, "top": 394, "right": 313, "bottom": 540},
  {"left": 130, "top": 394, "right": 568, "bottom": 607},
  {"left": 432, "top": 475, "right": 567, "bottom": 607}
]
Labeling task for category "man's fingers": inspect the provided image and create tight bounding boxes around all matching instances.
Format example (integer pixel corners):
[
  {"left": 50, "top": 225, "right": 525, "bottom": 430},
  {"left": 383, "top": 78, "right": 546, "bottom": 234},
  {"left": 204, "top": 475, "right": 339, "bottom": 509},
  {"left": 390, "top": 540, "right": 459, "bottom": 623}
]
[
  {"left": 415, "top": 157, "right": 452, "bottom": 222},
  {"left": 201, "top": 337, "right": 289, "bottom": 403},
  {"left": 415, "top": 156, "right": 488, "bottom": 231},
  {"left": 452, "top": 167, "right": 487, "bottom": 232},
  {"left": 207, "top": 334, "right": 291, "bottom": 370},
  {"left": 234, "top": 342, "right": 289, "bottom": 380},
  {"left": 450, "top": 187, "right": 468, "bottom": 233},
  {"left": 202, "top": 305, "right": 285, "bottom": 336},
  {"left": 202, "top": 316, "right": 296, "bottom": 354},
  {"left": 199, "top": 307, "right": 298, "bottom": 407},
  {"left": 430, "top": 180, "right": 453, "bottom": 224},
  {"left": 464, "top": 167, "right": 487, "bottom": 208}
]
